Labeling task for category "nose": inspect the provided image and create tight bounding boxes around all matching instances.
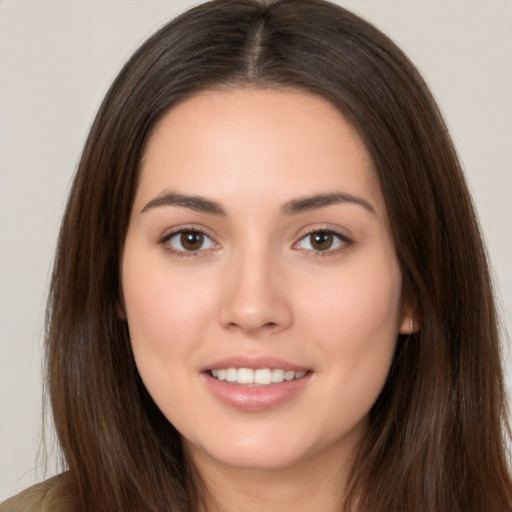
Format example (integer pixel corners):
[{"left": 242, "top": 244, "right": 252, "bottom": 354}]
[{"left": 218, "top": 247, "right": 293, "bottom": 336}]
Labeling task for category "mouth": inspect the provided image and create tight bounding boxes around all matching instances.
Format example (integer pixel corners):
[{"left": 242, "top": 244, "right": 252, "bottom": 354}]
[
  {"left": 202, "top": 361, "right": 312, "bottom": 411},
  {"left": 207, "top": 367, "right": 308, "bottom": 386}
]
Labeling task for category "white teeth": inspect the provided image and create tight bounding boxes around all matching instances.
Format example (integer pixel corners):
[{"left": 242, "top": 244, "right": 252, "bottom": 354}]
[
  {"left": 284, "top": 370, "right": 295, "bottom": 381},
  {"left": 254, "top": 368, "right": 272, "bottom": 385},
  {"left": 209, "top": 367, "right": 307, "bottom": 385},
  {"left": 237, "top": 368, "right": 254, "bottom": 384},
  {"left": 271, "top": 368, "right": 285, "bottom": 383},
  {"left": 226, "top": 368, "right": 237, "bottom": 383}
]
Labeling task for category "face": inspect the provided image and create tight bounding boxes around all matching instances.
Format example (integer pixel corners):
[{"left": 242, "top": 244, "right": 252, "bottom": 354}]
[{"left": 122, "top": 88, "right": 411, "bottom": 477}]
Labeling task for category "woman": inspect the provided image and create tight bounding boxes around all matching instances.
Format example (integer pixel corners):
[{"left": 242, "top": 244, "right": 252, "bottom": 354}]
[{"left": 2, "top": 0, "right": 511, "bottom": 511}]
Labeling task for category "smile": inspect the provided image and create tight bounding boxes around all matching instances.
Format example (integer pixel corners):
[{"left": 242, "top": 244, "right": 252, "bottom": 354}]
[{"left": 210, "top": 368, "right": 307, "bottom": 386}]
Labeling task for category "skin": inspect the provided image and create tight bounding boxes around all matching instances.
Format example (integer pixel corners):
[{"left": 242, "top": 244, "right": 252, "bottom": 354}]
[{"left": 122, "top": 88, "right": 413, "bottom": 512}]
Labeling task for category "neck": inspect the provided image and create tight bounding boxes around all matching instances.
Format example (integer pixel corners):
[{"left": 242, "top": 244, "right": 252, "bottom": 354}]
[{"left": 189, "top": 444, "right": 353, "bottom": 512}]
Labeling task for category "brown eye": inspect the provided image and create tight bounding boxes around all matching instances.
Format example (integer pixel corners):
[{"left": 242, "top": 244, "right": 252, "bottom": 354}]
[
  {"left": 310, "top": 231, "right": 334, "bottom": 251},
  {"left": 164, "top": 229, "right": 217, "bottom": 254},
  {"left": 180, "top": 231, "right": 204, "bottom": 251},
  {"left": 294, "top": 229, "right": 349, "bottom": 253}
]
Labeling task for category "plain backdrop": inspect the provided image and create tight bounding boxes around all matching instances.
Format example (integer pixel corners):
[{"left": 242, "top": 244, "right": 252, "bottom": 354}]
[{"left": 1, "top": 0, "right": 511, "bottom": 501}]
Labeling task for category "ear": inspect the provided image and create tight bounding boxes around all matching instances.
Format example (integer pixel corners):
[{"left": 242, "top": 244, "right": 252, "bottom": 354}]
[{"left": 398, "top": 297, "right": 421, "bottom": 335}]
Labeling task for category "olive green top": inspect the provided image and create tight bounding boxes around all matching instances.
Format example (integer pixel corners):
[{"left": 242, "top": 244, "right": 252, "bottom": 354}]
[{"left": 0, "top": 476, "right": 72, "bottom": 512}]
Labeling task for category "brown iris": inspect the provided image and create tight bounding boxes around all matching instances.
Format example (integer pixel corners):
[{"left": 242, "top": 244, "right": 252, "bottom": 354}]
[
  {"left": 180, "top": 231, "right": 204, "bottom": 251},
  {"left": 310, "top": 231, "right": 334, "bottom": 251}
]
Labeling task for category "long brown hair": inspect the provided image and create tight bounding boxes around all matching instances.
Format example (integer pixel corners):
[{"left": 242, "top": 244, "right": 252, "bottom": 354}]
[{"left": 46, "top": 0, "right": 512, "bottom": 510}]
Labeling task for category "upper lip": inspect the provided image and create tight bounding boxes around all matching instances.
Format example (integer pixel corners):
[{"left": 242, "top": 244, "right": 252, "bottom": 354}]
[{"left": 200, "top": 355, "right": 310, "bottom": 373}]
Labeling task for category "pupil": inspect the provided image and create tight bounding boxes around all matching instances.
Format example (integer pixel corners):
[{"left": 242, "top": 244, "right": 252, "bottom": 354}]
[
  {"left": 311, "top": 232, "right": 332, "bottom": 251},
  {"left": 181, "top": 231, "right": 203, "bottom": 250}
]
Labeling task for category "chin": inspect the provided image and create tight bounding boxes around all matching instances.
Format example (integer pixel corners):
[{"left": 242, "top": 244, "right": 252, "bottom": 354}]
[
  {"left": 182, "top": 419, "right": 362, "bottom": 475},
  {"left": 183, "top": 427, "right": 309, "bottom": 470}
]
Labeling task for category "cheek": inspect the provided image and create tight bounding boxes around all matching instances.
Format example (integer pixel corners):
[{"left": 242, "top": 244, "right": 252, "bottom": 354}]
[
  {"left": 121, "top": 252, "right": 219, "bottom": 423},
  {"left": 124, "top": 243, "right": 212, "bottom": 322},
  {"left": 305, "top": 249, "right": 402, "bottom": 332},
  {"left": 121, "top": 247, "right": 218, "bottom": 369},
  {"left": 299, "top": 253, "right": 402, "bottom": 387}
]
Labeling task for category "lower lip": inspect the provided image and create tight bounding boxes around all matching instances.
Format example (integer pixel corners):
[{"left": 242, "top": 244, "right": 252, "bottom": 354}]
[{"left": 201, "top": 372, "right": 311, "bottom": 412}]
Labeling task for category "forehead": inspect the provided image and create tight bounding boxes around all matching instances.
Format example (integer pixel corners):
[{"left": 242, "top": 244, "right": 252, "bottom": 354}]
[{"left": 136, "top": 88, "right": 385, "bottom": 215}]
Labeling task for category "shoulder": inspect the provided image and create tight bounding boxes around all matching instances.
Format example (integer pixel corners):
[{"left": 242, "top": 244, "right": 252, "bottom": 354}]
[{"left": 0, "top": 475, "right": 73, "bottom": 512}]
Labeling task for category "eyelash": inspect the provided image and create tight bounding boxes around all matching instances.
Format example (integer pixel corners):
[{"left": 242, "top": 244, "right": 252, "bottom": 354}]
[{"left": 159, "top": 227, "right": 353, "bottom": 257}]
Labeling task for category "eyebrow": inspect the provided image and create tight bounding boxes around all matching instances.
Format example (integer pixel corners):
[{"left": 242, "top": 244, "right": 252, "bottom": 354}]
[
  {"left": 281, "top": 192, "right": 376, "bottom": 215},
  {"left": 141, "top": 192, "right": 226, "bottom": 215},
  {"left": 140, "top": 191, "right": 376, "bottom": 216}
]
